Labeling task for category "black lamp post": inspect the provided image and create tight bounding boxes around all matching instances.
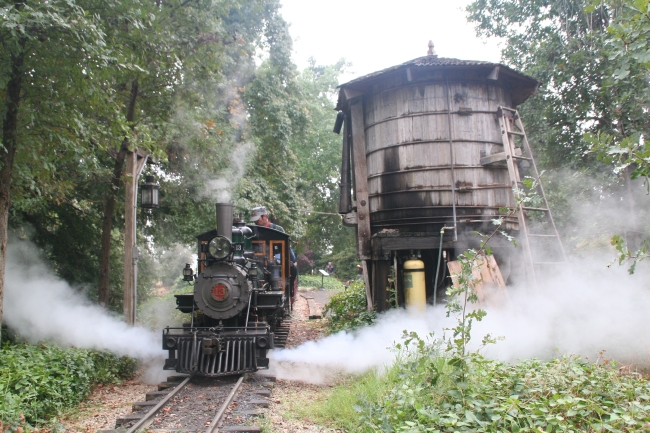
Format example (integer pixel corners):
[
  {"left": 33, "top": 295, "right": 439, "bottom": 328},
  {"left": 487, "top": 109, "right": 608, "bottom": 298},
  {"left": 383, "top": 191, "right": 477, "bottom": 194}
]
[{"left": 141, "top": 175, "right": 160, "bottom": 212}]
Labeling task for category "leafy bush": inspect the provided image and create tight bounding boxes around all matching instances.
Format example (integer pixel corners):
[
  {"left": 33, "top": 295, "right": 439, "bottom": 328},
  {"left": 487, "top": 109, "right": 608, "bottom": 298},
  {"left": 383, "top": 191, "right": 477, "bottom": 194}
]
[
  {"left": 322, "top": 280, "right": 375, "bottom": 334},
  {"left": 315, "top": 240, "right": 650, "bottom": 431},
  {"left": 310, "top": 332, "right": 650, "bottom": 432},
  {"left": 298, "top": 274, "right": 345, "bottom": 291},
  {"left": 0, "top": 342, "right": 137, "bottom": 429},
  {"left": 358, "top": 336, "right": 650, "bottom": 432}
]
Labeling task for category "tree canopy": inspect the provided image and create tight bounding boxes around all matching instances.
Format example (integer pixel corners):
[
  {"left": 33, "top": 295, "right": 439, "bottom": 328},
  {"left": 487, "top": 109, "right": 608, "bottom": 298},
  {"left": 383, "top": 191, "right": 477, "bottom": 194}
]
[
  {"left": 466, "top": 0, "right": 650, "bottom": 258},
  {"left": 0, "top": 0, "right": 354, "bottom": 329}
]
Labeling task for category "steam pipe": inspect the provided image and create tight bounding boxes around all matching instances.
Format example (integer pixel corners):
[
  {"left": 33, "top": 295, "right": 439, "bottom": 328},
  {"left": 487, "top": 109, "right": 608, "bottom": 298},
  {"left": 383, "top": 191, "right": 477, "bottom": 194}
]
[
  {"left": 433, "top": 227, "right": 445, "bottom": 307},
  {"left": 215, "top": 203, "right": 233, "bottom": 241},
  {"left": 338, "top": 112, "right": 352, "bottom": 214}
]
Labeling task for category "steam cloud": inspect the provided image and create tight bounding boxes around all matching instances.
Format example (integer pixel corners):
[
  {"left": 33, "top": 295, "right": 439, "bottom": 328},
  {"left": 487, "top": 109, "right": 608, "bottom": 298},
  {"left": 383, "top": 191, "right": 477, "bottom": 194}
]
[
  {"left": 269, "top": 253, "right": 650, "bottom": 384},
  {"left": 203, "top": 141, "right": 254, "bottom": 203},
  {"left": 3, "top": 238, "right": 162, "bottom": 360}
]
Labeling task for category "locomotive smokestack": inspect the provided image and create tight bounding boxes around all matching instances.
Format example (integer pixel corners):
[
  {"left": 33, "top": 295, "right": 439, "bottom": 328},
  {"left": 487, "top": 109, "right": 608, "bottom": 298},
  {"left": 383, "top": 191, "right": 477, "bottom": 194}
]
[{"left": 215, "top": 202, "right": 233, "bottom": 241}]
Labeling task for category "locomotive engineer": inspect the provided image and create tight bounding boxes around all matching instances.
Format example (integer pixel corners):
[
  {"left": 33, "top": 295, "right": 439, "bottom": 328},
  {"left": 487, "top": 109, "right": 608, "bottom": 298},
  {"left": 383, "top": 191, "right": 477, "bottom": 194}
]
[{"left": 251, "top": 205, "right": 298, "bottom": 296}]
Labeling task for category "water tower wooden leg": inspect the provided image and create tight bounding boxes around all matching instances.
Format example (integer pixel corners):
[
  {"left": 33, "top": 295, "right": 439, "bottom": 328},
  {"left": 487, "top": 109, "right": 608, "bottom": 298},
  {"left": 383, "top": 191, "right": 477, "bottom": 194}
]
[
  {"left": 361, "top": 260, "right": 373, "bottom": 311},
  {"left": 373, "top": 260, "right": 391, "bottom": 312}
]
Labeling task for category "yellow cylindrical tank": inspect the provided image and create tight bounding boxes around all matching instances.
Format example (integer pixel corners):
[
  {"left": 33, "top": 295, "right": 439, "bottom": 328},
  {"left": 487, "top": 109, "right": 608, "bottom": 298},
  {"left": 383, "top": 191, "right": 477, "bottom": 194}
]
[{"left": 403, "top": 259, "right": 426, "bottom": 311}]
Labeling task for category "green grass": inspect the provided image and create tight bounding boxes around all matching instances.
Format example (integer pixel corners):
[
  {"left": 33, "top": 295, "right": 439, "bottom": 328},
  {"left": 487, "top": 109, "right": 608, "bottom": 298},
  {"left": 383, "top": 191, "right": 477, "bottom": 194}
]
[
  {"left": 304, "top": 369, "right": 403, "bottom": 431},
  {"left": 298, "top": 274, "right": 345, "bottom": 291}
]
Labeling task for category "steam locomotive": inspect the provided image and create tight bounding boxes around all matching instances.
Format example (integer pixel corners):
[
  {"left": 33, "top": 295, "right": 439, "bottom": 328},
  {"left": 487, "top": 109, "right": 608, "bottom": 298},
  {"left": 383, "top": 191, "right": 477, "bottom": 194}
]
[{"left": 162, "top": 203, "right": 293, "bottom": 377}]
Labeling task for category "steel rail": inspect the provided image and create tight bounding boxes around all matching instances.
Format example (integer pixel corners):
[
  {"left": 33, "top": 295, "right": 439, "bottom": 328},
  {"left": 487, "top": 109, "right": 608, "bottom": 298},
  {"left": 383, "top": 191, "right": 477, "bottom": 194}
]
[
  {"left": 126, "top": 375, "right": 193, "bottom": 433},
  {"left": 205, "top": 375, "right": 245, "bottom": 433}
]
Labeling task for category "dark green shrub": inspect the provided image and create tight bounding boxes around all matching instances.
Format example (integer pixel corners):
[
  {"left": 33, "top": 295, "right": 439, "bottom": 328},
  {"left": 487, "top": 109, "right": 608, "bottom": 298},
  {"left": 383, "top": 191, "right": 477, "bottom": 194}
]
[
  {"left": 0, "top": 342, "right": 137, "bottom": 429},
  {"left": 323, "top": 280, "right": 375, "bottom": 334}
]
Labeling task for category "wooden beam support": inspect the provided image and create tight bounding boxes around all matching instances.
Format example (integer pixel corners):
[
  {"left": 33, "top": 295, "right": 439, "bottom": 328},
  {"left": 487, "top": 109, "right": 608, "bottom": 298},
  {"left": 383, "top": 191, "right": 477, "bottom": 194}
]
[
  {"left": 350, "top": 101, "right": 371, "bottom": 259},
  {"left": 373, "top": 260, "right": 391, "bottom": 312},
  {"left": 123, "top": 150, "right": 137, "bottom": 325},
  {"left": 124, "top": 150, "right": 149, "bottom": 326},
  {"left": 362, "top": 260, "right": 373, "bottom": 311}
]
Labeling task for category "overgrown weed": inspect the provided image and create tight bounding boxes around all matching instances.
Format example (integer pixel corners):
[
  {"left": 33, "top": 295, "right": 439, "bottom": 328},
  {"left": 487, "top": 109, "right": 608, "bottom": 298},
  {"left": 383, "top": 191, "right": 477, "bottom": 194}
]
[{"left": 322, "top": 280, "right": 376, "bottom": 334}]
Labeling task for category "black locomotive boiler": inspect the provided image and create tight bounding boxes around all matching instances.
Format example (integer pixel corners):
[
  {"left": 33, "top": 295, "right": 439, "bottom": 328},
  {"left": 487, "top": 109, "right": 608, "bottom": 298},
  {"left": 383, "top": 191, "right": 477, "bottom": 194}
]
[{"left": 162, "top": 203, "right": 293, "bottom": 377}]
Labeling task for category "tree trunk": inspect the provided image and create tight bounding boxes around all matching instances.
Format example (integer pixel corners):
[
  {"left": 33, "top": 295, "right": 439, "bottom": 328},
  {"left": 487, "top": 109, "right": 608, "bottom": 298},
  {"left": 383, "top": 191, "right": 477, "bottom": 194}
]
[
  {"left": 0, "top": 40, "right": 26, "bottom": 342},
  {"left": 97, "top": 149, "right": 126, "bottom": 306},
  {"left": 96, "top": 79, "right": 138, "bottom": 307},
  {"left": 623, "top": 165, "right": 638, "bottom": 251}
]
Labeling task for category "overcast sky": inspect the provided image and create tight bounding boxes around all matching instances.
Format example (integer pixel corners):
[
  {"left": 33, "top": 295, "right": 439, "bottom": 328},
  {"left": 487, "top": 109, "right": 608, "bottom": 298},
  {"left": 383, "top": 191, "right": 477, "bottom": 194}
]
[{"left": 279, "top": 0, "right": 503, "bottom": 83}]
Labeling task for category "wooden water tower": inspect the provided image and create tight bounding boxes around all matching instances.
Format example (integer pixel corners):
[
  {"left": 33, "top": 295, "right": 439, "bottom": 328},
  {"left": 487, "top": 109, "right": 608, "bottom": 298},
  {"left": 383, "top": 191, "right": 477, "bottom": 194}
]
[{"left": 335, "top": 43, "right": 563, "bottom": 311}]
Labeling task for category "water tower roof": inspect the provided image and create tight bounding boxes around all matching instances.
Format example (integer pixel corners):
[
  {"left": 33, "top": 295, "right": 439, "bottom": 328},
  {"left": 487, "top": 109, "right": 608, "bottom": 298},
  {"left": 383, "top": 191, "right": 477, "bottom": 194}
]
[{"left": 336, "top": 56, "right": 540, "bottom": 110}]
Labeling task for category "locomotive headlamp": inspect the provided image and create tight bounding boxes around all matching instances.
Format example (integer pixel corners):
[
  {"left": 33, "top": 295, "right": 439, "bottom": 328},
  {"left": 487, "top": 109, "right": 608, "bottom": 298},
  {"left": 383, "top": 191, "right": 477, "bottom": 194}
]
[
  {"left": 182, "top": 263, "right": 194, "bottom": 281},
  {"left": 140, "top": 175, "right": 160, "bottom": 210},
  {"left": 208, "top": 236, "right": 232, "bottom": 260},
  {"left": 257, "top": 336, "right": 270, "bottom": 348},
  {"left": 165, "top": 336, "right": 177, "bottom": 349}
]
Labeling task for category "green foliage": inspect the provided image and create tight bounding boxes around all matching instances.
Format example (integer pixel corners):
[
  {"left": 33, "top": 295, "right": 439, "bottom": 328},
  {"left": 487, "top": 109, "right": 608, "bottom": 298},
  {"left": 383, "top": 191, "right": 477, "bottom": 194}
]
[
  {"left": 319, "top": 240, "right": 359, "bottom": 282},
  {"left": 0, "top": 342, "right": 136, "bottom": 428},
  {"left": 298, "top": 274, "right": 345, "bottom": 291},
  {"left": 587, "top": 132, "right": 650, "bottom": 184},
  {"left": 323, "top": 280, "right": 375, "bottom": 334},
  {"left": 444, "top": 250, "right": 490, "bottom": 359},
  {"left": 609, "top": 234, "right": 650, "bottom": 274},
  {"left": 299, "top": 370, "right": 401, "bottom": 432},
  {"left": 466, "top": 0, "right": 650, "bottom": 266},
  {"left": 331, "top": 333, "right": 650, "bottom": 432}
]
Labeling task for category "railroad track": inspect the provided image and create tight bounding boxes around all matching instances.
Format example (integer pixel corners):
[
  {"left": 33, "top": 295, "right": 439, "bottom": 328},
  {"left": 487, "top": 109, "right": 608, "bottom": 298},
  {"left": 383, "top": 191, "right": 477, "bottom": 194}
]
[
  {"left": 101, "top": 373, "right": 275, "bottom": 433},
  {"left": 99, "top": 318, "right": 291, "bottom": 432}
]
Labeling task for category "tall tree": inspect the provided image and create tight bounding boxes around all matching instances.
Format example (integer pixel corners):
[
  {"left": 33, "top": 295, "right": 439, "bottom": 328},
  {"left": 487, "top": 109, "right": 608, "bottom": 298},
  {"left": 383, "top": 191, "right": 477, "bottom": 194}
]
[
  {"left": 290, "top": 60, "right": 357, "bottom": 274},
  {"left": 3, "top": 0, "right": 291, "bottom": 315},
  {"left": 0, "top": 0, "right": 111, "bottom": 340},
  {"left": 238, "top": 12, "right": 309, "bottom": 235},
  {"left": 466, "top": 0, "right": 648, "bottom": 248}
]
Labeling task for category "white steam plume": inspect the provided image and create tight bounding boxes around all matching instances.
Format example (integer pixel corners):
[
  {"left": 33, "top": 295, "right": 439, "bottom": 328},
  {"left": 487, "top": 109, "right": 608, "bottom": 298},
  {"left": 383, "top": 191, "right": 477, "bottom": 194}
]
[
  {"left": 202, "top": 141, "right": 254, "bottom": 203},
  {"left": 3, "top": 238, "right": 162, "bottom": 361},
  {"left": 270, "top": 254, "right": 650, "bottom": 383}
]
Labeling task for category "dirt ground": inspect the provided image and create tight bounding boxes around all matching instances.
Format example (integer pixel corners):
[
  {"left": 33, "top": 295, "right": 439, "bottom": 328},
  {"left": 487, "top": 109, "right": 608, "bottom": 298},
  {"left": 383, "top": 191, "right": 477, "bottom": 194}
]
[{"left": 59, "top": 289, "right": 339, "bottom": 432}]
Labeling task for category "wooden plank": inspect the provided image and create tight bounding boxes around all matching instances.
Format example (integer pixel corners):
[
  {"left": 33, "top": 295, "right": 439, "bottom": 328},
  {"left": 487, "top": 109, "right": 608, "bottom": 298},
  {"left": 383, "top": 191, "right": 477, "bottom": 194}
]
[
  {"left": 306, "top": 298, "right": 322, "bottom": 319},
  {"left": 373, "top": 260, "right": 391, "bottom": 312},
  {"left": 351, "top": 101, "right": 372, "bottom": 258},
  {"left": 123, "top": 150, "right": 137, "bottom": 326},
  {"left": 447, "top": 255, "right": 508, "bottom": 308},
  {"left": 362, "top": 260, "right": 373, "bottom": 311},
  {"left": 480, "top": 152, "right": 507, "bottom": 167}
]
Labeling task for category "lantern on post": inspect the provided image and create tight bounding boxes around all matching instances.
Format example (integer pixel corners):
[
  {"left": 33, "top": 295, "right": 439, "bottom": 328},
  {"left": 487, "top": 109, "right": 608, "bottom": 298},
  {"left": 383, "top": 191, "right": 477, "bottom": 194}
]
[{"left": 141, "top": 175, "right": 160, "bottom": 212}]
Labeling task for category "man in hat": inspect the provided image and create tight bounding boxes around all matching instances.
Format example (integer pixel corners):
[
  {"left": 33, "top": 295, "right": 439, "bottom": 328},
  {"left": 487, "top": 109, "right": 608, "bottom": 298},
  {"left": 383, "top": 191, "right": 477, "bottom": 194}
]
[
  {"left": 250, "top": 205, "right": 298, "bottom": 298},
  {"left": 250, "top": 206, "right": 285, "bottom": 232},
  {"left": 250, "top": 206, "right": 294, "bottom": 264}
]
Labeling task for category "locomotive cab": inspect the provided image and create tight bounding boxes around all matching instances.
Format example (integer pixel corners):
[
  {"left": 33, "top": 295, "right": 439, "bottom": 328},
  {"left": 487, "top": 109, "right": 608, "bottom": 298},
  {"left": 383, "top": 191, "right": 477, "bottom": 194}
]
[{"left": 162, "top": 203, "right": 292, "bottom": 377}]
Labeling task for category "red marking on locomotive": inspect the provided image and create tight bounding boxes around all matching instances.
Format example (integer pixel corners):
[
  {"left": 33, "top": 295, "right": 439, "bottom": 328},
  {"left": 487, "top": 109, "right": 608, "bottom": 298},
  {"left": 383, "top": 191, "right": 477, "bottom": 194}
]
[{"left": 212, "top": 284, "right": 228, "bottom": 300}]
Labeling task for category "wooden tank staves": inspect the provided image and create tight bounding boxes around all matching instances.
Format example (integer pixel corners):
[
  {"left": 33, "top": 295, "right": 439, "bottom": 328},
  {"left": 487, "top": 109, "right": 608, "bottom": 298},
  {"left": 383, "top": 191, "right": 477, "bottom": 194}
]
[{"left": 335, "top": 50, "right": 562, "bottom": 310}]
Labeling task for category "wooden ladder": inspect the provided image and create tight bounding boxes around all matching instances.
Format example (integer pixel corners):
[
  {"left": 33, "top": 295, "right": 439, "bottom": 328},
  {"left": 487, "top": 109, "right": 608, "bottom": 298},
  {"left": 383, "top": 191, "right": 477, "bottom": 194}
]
[{"left": 497, "top": 106, "right": 566, "bottom": 287}]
